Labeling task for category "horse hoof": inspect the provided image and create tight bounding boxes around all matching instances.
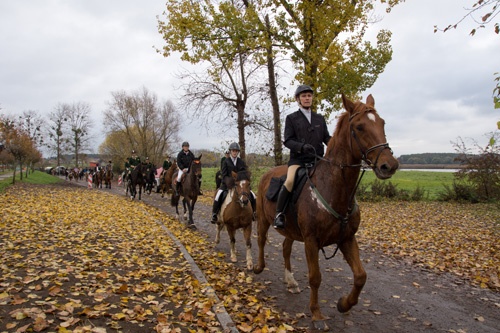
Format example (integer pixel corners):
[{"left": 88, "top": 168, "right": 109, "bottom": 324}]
[
  {"left": 312, "top": 320, "right": 329, "bottom": 331},
  {"left": 336, "top": 296, "right": 350, "bottom": 313},
  {"left": 187, "top": 224, "right": 197, "bottom": 230}
]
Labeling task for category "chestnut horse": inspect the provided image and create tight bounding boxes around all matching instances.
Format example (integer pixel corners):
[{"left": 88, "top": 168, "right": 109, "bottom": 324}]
[
  {"left": 170, "top": 155, "right": 202, "bottom": 229},
  {"left": 253, "top": 94, "right": 399, "bottom": 330},
  {"left": 214, "top": 170, "right": 253, "bottom": 270},
  {"left": 160, "top": 160, "right": 177, "bottom": 198}
]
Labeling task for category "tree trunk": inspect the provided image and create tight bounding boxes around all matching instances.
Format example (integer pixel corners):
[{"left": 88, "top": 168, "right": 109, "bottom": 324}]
[
  {"left": 237, "top": 101, "right": 246, "bottom": 161},
  {"left": 265, "top": 15, "right": 283, "bottom": 166}
]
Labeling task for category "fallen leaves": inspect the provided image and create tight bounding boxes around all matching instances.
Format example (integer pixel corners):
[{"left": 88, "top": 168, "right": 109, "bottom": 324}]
[
  {"left": 0, "top": 185, "right": 286, "bottom": 332},
  {"left": 359, "top": 201, "right": 500, "bottom": 290}
]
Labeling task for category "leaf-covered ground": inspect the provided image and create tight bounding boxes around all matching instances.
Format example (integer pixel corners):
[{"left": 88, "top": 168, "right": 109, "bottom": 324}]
[
  {"left": 358, "top": 201, "right": 500, "bottom": 291},
  {"left": 0, "top": 184, "right": 288, "bottom": 333},
  {"left": 1, "top": 184, "right": 499, "bottom": 333}
]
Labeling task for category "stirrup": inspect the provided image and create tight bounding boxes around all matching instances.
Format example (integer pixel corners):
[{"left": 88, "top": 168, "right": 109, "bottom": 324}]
[
  {"left": 210, "top": 213, "right": 218, "bottom": 224},
  {"left": 273, "top": 213, "right": 285, "bottom": 229}
]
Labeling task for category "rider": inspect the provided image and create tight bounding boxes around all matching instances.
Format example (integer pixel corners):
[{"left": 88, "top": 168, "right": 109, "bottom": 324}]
[
  {"left": 175, "top": 142, "right": 195, "bottom": 196},
  {"left": 124, "top": 150, "right": 141, "bottom": 174},
  {"left": 211, "top": 142, "right": 256, "bottom": 224},
  {"left": 105, "top": 160, "right": 112, "bottom": 172},
  {"left": 273, "top": 84, "right": 331, "bottom": 229},
  {"left": 160, "top": 154, "right": 172, "bottom": 179}
]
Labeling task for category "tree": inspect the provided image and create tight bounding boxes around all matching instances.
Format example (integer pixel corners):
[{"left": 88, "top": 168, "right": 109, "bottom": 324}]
[
  {"left": 452, "top": 132, "right": 500, "bottom": 201},
  {"left": 65, "top": 102, "right": 93, "bottom": 168},
  {"left": 158, "top": 0, "right": 269, "bottom": 161},
  {"left": 46, "top": 104, "right": 69, "bottom": 167},
  {"left": 18, "top": 110, "right": 44, "bottom": 175},
  {"left": 158, "top": 0, "right": 401, "bottom": 165},
  {"left": 102, "top": 87, "right": 180, "bottom": 165},
  {"left": 0, "top": 115, "right": 41, "bottom": 183}
]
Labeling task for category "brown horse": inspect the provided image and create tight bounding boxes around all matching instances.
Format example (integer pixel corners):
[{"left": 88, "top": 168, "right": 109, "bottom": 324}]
[
  {"left": 215, "top": 170, "right": 253, "bottom": 270},
  {"left": 253, "top": 94, "right": 399, "bottom": 330},
  {"left": 170, "top": 155, "right": 202, "bottom": 229},
  {"left": 160, "top": 160, "right": 177, "bottom": 198},
  {"left": 103, "top": 169, "right": 113, "bottom": 189},
  {"left": 93, "top": 169, "right": 103, "bottom": 188}
]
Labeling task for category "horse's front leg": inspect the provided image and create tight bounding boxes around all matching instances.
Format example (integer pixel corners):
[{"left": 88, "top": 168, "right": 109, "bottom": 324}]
[
  {"left": 337, "top": 235, "right": 366, "bottom": 313},
  {"left": 215, "top": 219, "right": 224, "bottom": 244},
  {"left": 226, "top": 227, "right": 238, "bottom": 263},
  {"left": 283, "top": 238, "right": 300, "bottom": 294},
  {"left": 303, "top": 239, "right": 329, "bottom": 327},
  {"left": 243, "top": 224, "right": 253, "bottom": 271}
]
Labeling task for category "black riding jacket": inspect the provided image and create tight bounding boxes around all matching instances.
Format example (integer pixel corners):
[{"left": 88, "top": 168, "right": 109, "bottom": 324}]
[
  {"left": 176, "top": 150, "right": 195, "bottom": 170},
  {"left": 220, "top": 157, "right": 247, "bottom": 190},
  {"left": 284, "top": 110, "right": 331, "bottom": 166}
]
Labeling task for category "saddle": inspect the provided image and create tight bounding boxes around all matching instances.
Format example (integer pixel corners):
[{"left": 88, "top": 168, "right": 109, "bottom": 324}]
[{"left": 265, "top": 166, "right": 309, "bottom": 204}]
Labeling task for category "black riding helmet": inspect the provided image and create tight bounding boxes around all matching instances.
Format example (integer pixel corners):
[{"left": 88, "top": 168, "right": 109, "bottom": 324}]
[
  {"left": 294, "top": 84, "right": 314, "bottom": 98},
  {"left": 228, "top": 142, "right": 240, "bottom": 151},
  {"left": 182, "top": 141, "right": 189, "bottom": 147}
]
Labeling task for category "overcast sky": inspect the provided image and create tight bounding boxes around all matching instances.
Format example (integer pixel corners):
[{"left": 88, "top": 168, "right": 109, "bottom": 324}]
[{"left": 1, "top": 0, "right": 498, "bottom": 157}]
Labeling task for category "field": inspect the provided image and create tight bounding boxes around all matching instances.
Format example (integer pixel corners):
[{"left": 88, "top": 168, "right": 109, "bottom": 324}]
[{"left": 200, "top": 167, "right": 455, "bottom": 200}]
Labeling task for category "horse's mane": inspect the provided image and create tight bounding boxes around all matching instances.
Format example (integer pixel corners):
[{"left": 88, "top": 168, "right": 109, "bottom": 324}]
[
  {"left": 326, "top": 110, "right": 351, "bottom": 154},
  {"left": 236, "top": 170, "right": 251, "bottom": 182}
]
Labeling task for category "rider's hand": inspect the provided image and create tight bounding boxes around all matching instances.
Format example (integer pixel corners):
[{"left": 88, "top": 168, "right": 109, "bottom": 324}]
[{"left": 302, "top": 144, "right": 315, "bottom": 155}]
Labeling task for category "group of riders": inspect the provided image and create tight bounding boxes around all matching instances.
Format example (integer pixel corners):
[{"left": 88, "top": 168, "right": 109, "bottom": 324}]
[{"left": 119, "top": 84, "right": 329, "bottom": 230}]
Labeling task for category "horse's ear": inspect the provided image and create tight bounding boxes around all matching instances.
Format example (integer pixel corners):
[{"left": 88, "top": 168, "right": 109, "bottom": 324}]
[
  {"left": 198, "top": 154, "right": 202, "bottom": 159},
  {"left": 341, "top": 94, "right": 355, "bottom": 113},
  {"left": 231, "top": 171, "right": 237, "bottom": 179},
  {"left": 366, "top": 94, "right": 375, "bottom": 107}
]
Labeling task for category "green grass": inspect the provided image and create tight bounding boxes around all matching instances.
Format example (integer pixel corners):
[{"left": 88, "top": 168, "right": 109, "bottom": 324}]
[
  {"left": 202, "top": 166, "right": 455, "bottom": 200},
  {"left": 0, "top": 170, "right": 62, "bottom": 193},
  {"left": 360, "top": 170, "right": 455, "bottom": 199}
]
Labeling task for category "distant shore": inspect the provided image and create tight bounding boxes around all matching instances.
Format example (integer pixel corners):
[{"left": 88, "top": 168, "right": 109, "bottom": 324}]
[{"left": 399, "top": 164, "right": 463, "bottom": 169}]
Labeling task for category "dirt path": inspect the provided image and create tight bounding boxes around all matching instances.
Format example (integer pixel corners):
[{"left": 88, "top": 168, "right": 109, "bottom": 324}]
[{"left": 71, "top": 179, "right": 499, "bottom": 332}]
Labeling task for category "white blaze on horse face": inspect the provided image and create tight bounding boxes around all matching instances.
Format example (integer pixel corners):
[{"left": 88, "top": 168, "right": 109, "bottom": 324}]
[{"left": 367, "top": 112, "right": 376, "bottom": 122}]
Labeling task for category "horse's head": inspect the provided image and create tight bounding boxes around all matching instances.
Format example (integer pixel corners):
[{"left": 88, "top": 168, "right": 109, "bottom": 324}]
[
  {"left": 190, "top": 154, "right": 203, "bottom": 180},
  {"left": 340, "top": 94, "right": 399, "bottom": 179},
  {"left": 232, "top": 170, "right": 251, "bottom": 207}
]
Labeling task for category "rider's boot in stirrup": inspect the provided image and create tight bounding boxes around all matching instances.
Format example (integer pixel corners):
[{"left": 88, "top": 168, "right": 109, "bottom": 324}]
[
  {"left": 273, "top": 186, "right": 291, "bottom": 229},
  {"left": 210, "top": 199, "right": 221, "bottom": 224}
]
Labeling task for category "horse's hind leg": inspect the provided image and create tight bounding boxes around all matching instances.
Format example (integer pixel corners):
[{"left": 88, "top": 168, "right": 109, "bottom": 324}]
[
  {"left": 283, "top": 238, "right": 300, "bottom": 294},
  {"left": 253, "top": 217, "right": 271, "bottom": 274},
  {"left": 337, "top": 236, "right": 366, "bottom": 313}
]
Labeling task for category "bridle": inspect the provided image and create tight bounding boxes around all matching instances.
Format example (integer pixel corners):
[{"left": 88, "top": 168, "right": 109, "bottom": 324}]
[
  {"left": 348, "top": 109, "right": 393, "bottom": 169},
  {"left": 234, "top": 179, "right": 251, "bottom": 207}
]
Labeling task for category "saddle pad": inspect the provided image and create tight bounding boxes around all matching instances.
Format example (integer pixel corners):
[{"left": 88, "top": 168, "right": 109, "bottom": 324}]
[{"left": 265, "top": 176, "right": 285, "bottom": 201}]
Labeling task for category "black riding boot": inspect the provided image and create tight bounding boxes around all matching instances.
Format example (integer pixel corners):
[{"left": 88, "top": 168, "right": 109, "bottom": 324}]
[
  {"left": 175, "top": 182, "right": 181, "bottom": 196},
  {"left": 273, "top": 186, "right": 291, "bottom": 229},
  {"left": 211, "top": 199, "right": 222, "bottom": 224}
]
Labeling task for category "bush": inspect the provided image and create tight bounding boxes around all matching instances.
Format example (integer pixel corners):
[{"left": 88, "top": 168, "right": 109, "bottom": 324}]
[{"left": 357, "top": 180, "right": 427, "bottom": 202}]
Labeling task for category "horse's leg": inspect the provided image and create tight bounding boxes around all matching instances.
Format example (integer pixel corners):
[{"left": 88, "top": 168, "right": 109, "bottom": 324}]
[
  {"left": 183, "top": 198, "right": 188, "bottom": 221},
  {"left": 243, "top": 224, "right": 253, "bottom": 271},
  {"left": 337, "top": 235, "right": 366, "bottom": 313},
  {"left": 215, "top": 220, "right": 223, "bottom": 244},
  {"left": 303, "top": 239, "right": 329, "bottom": 327},
  {"left": 253, "top": 217, "right": 271, "bottom": 274},
  {"left": 283, "top": 238, "right": 300, "bottom": 294},
  {"left": 138, "top": 183, "right": 142, "bottom": 200},
  {"left": 226, "top": 226, "right": 238, "bottom": 263}
]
